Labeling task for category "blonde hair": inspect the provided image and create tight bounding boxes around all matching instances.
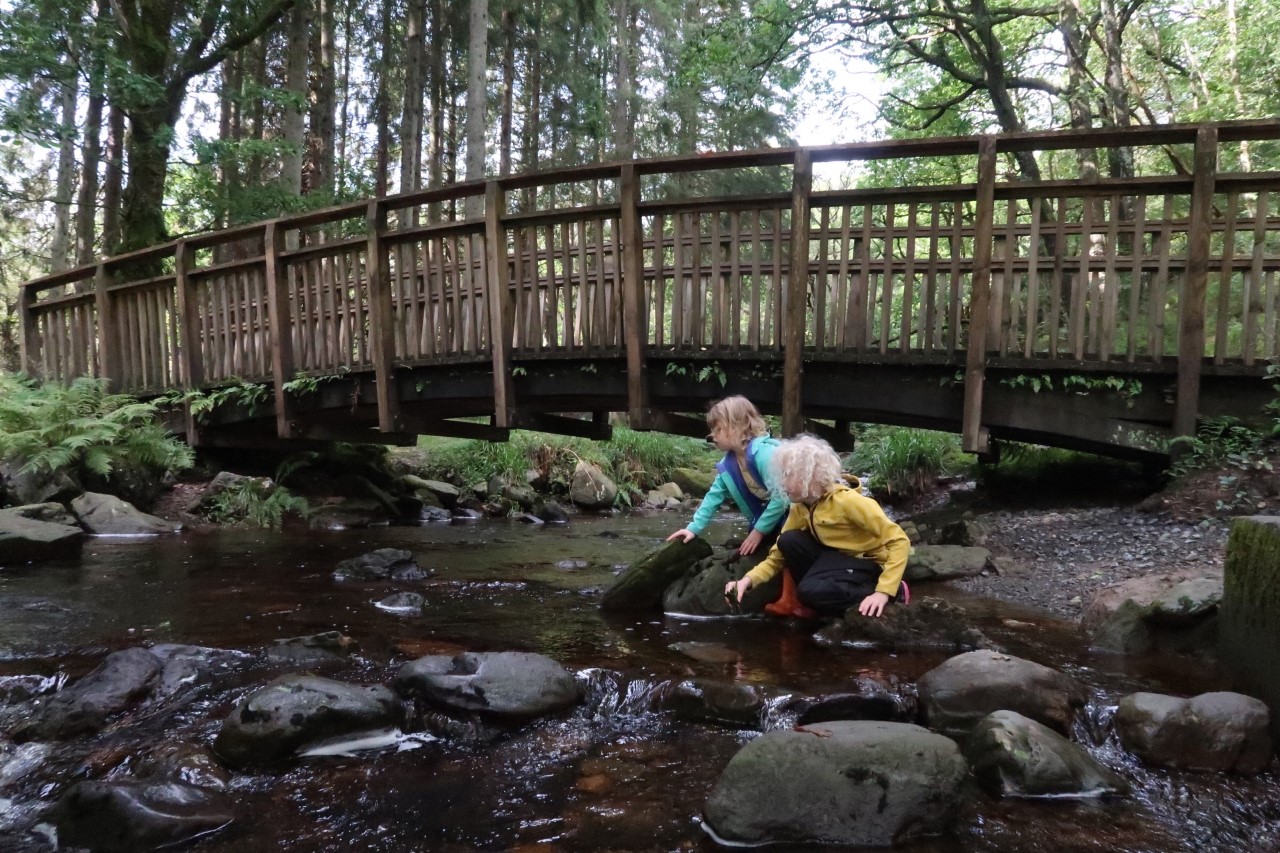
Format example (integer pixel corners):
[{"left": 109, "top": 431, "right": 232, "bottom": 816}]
[
  {"left": 770, "top": 434, "right": 844, "bottom": 503},
  {"left": 706, "top": 396, "right": 768, "bottom": 447}
]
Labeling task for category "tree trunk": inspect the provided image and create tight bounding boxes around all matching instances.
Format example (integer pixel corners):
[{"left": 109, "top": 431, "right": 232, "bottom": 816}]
[
  {"left": 464, "top": 0, "right": 489, "bottom": 220},
  {"left": 337, "top": 0, "right": 352, "bottom": 198},
  {"left": 281, "top": 0, "right": 310, "bottom": 203},
  {"left": 101, "top": 103, "right": 124, "bottom": 253},
  {"left": 374, "top": 0, "right": 393, "bottom": 197},
  {"left": 76, "top": 56, "right": 105, "bottom": 267},
  {"left": 401, "top": 0, "right": 427, "bottom": 212},
  {"left": 50, "top": 81, "right": 77, "bottom": 272},
  {"left": 613, "top": 0, "right": 634, "bottom": 161},
  {"left": 523, "top": 0, "right": 542, "bottom": 207},
  {"left": 307, "top": 0, "right": 337, "bottom": 197},
  {"left": 427, "top": 0, "right": 446, "bottom": 219},
  {"left": 498, "top": 6, "right": 515, "bottom": 176}
]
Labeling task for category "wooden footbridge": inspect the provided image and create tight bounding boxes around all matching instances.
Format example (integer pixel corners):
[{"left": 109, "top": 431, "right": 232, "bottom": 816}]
[{"left": 18, "top": 121, "right": 1280, "bottom": 458}]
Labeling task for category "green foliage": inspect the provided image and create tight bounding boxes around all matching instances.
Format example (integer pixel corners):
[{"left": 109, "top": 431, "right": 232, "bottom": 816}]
[
  {"left": 166, "top": 380, "right": 270, "bottom": 423},
  {"left": 1167, "top": 416, "right": 1275, "bottom": 479},
  {"left": 0, "top": 374, "right": 193, "bottom": 477},
  {"left": 844, "top": 425, "right": 966, "bottom": 499},
  {"left": 200, "top": 478, "right": 310, "bottom": 529},
  {"left": 664, "top": 361, "right": 728, "bottom": 387}
]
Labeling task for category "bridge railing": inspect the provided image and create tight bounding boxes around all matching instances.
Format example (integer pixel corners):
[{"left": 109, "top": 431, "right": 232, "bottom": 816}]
[{"left": 19, "top": 120, "right": 1280, "bottom": 447}]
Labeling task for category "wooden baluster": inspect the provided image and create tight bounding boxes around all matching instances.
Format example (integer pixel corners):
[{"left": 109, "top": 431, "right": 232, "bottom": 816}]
[
  {"left": 264, "top": 223, "right": 296, "bottom": 438},
  {"left": 1175, "top": 126, "right": 1218, "bottom": 439},
  {"left": 620, "top": 164, "right": 649, "bottom": 424},
  {"left": 174, "top": 241, "right": 204, "bottom": 440},
  {"left": 366, "top": 200, "right": 400, "bottom": 432},
  {"left": 94, "top": 264, "right": 120, "bottom": 390},
  {"left": 485, "top": 181, "right": 514, "bottom": 427},
  {"left": 1244, "top": 191, "right": 1269, "bottom": 365},
  {"left": 962, "top": 136, "right": 997, "bottom": 455},
  {"left": 18, "top": 284, "right": 40, "bottom": 379},
  {"left": 783, "top": 149, "right": 812, "bottom": 437}
]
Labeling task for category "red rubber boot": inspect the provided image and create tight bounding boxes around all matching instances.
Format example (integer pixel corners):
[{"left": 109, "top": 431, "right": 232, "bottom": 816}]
[{"left": 763, "top": 569, "right": 817, "bottom": 618}]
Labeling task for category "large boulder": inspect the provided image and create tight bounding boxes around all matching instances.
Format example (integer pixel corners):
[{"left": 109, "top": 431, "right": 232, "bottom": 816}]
[
  {"left": 904, "top": 545, "right": 991, "bottom": 582},
  {"left": 394, "top": 651, "right": 581, "bottom": 721},
  {"left": 703, "top": 720, "right": 967, "bottom": 847},
  {"left": 967, "top": 710, "right": 1129, "bottom": 798},
  {"left": 133, "top": 742, "right": 232, "bottom": 791},
  {"left": 600, "top": 537, "right": 713, "bottom": 611},
  {"left": 214, "top": 675, "right": 402, "bottom": 767},
  {"left": 14, "top": 647, "right": 162, "bottom": 740},
  {"left": 1143, "top": 577, "right": 1223, "bottom": 626},
  {"left": 814, "top": 596, "right": 997, "bottom": 652},
  {"left": 569, "top": 461, "right": 617, "bottom": 510},
  {"left": 654, "top": 679, "right": 768, "bottom": 727},
  {"left": 0, "top": 458, "right": 81, "bottom": 506},
  {"left": 672, "top": 467, "right": 715, "bottom": 498},
  {"left": 70, "top": 492, "right": 181, "bottom": 535},
  {"left": 333, "top": 548, "right": 428, "bottom": 581},
  {"left": 0, "top": 510, "right": 84, "bottom": 564},
  {"left": 1114, "top": 691, "right": 1272, "bottom": 773},
  {"left": 1082, "top": 569, "right": 1220, "bottom": 654},
  {"left": 662, "top": 551, "right": 779, "bottom": 616},
  {"left": 401, "top": 475, "right": 460, "bottom": 509},
  {"left": 51, "top": 781, "right": 234, "bottom": 853},
  {"left": 916, "top": 650, "right": 1089, "bottom": 736}
]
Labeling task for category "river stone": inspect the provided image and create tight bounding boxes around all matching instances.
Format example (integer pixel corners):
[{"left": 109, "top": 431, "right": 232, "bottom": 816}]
[
  {"left": 4, "top": 502, "right": 79, "bottom": 526},
  {"left": 916, "top": 650, "right": 1089, "bottom": 736},
  {"left": 655, "top": 679, "right": 767, "bottom": 727},
  {"left": 668, "top": 641, "right": 740, "bottom": 665},
  {"left": 51, "top": 780, "right": 234, "bottom": 853},
  {"left": 394, "top": 651, "right": 582, "bottom": 720},
  {"left": 672, "top": 467, "right": 715, "bottom": 498},
  {"left": 703, "top": 720, "right": 967, "bottom": 847},
  {"left": 265, "top": 631, "right": 356, "bottom": 666},
  {"left": 939, "top": 519, "right": 987, "bottom": 547},
  {"left": 792, "top": 677, "right": 917, "bottom": 724},
  {"left": 333, "top": 548, "right": 427, "bottom": 581},
  {"left": 904, "top": 545, "right": 991, "bottom": 581},
  {"left": 814, "top": 596, "right": 998, "bottom": 652},
  {"left": 376, "top": 592, "right": 425, "bottom": 613},
  {"left": 569, "top": 461, "right": 617, "bottom": 510},
  {"left": 70, "top": 492, "right": 181, "bottom": 535},
  {"left": 1114, "top": 691, "right": 1273, "bottom": 773},
  {"left": 662, "top": 552, "right": 780, "bottom": 616},
  {"left": 535, "top": 500, "right": 570, "bottom": 524},
  {"left": 0, "top": 512, "right": 84, "bottom": 563},
  {"left": 214, "top": 675, "right": 402, "bottom": 767},
  {"left": 0, "top": 458, "right": 81, "bottom": 506},
  {"left": 967, "top": 710, "right": 1129, "bottom": 798},
  {"left": 134, "top": 742, "right": 232, "bottom": 791},
  {"left": 1142, "top": 577, "right": 1223, "bottom": 626},
  {"left": 600, "top": 537, "right": 714, "bottom": 611},
  {"left": 14, "top": 647, "right": 162, "bottom": 740},
  {"left": 147, "top": 644, "right": 247, "bottom": 700},
  {"left": 489, "top": 473, "right": 538, "bottom": 511},
  {"left": 1082, "top": 569, "right": 1218, "bottom": 653}
]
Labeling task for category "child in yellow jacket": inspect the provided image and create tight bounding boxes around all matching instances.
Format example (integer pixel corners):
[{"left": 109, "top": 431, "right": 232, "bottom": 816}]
[{"left": 724, "top": 434, "right": 910, "bottom": 618}]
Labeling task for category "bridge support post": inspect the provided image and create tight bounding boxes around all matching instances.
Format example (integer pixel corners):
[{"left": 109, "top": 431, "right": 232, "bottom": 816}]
[
  {"left": 263, "top": 223, "right": 296, "bottom": 439},
  {"left": 93, "top": 263, "right": 120, "bottom": 390},
  {"left": 173, "top": 240, "right": 205, "bottom": 442},
  {"left": 1175, "top": 126, "right": 1218, "bottom": 440},
  {"left": 620, "top": 164, "right": 650, "bottom": 426},
  {"left": 962, "top": 136, "right": 998, "bottom": 454},
  {"left": 366, "top": 200, "right": 401, "bottom": 432},
  {"left": 485, "top": 181, "right": 514, "bottom": 428},
  {"left": 783, "top": 149, "right": 812, "bottom": 437},
  {"left": 17, "top": 283, "right": 40, "bottom": 379}
]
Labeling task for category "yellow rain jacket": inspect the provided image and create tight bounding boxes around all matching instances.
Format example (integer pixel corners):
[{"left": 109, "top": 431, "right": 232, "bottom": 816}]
[{"left": 744, "top": 478, "right": 910, "bottom": 597}]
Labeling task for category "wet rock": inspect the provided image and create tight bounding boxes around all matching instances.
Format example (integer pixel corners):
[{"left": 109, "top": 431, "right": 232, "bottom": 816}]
[
  {"left": 375, "top": 592, "right": 424, "bottom": 614},
  {"left": 535, "top": 500, "right": 570, "bottom": 524},
  {"left": 555, "top": 559, "right": 589, "bottom": 571},
  {"left": 904, "top": 545, "right": 991, "bottom": 582},
  {"left": 14, "top": 647, "right": 162, "bottom": 740},
  {"left": 215, "top": 674, "right": 402, "bottom": 767},
  {"left": 452, "top": 507, "right": 483, "bottom": 521},
  {"left": 147, "top": 644, "right": 246, "bottom": 701},
  {"left": 333, "top": 548, "right": 427, "bottom": 581},
  {"left": 916, "top": 650, "right": 1089, "bottom": 736},
  {"left": 0, "top": 742, "right": 51, "bottom": 787},
  {"left": 402, "top": 475, "right": 460, "bottom": 508},
  {"left": 1083, "top": 570, "right": 1221, "bottom": 654},
  {"left": 791, "top": 677, "right": 917, "bottom": 724},
  {"left": 814, "top": 596, "right": 997, "bottom": 652},
  {"left": 569, "top": 461, "right": 617, "bottom": 510},
  {"left": 1115, "top": 691, "right": 1272, "bottom": 773},
  {"left": 662, "top": 552, "right": 779, "bottom": 616},
  {"left": 70, "top": 492, "right": 181, "bottom": 535},
  {"left": 51, "top": 780, "right": 234, "bottom": 852},
  {"left": 419, "top": 506, "right": 452, "bottom": 523},
  {"left": 644, "top": 490, "right": 681, "bottom": 510},
  {"left": 265, "top": 631, "right": 355, "bottom": 666},
  {"left": 672, "top": 467, "right": 714, "bottom": 498},
  {"left": 3, "top": 503, "right": 78, "bottom": 527},
  {"left": 655, "top": 679, "right": 767, "bottom": 727},
  {"left": 134, "top": 742, "right": 231, "bottom": 791},
  {"left": 600, "top": 538, "right": 714, "bottom": 612},
  {"left": 416, "top": 710, "right": 505, "bottom": 744},
  {"left": 0, "top": 674, "right": 61, "bottom": 707},
  {"left": 308, "top": 499, "right": 393, "bottom": 529},
  {"left": 967, "top": 710, "right": 1129, "bottom": 798},
  {"left": 0, "top": 512, "right": 84, "bottom": 563},
  {"left": 668, "top": 641, "right": 740, "bottom": 665},
  {"left": 939, "top": 519, "right": 987, "bottom": 547},
  {"left": 394, "top": 651, "right": 581, "bottom": 721},
  {"left": 0, "top": 458, "right": 81, "bottom": 506},
  {"left": 488, "top": 473, "right": 538, "bottom": 511},
  {"left": 703, "top": 720, "right": 967, "bottom": 847}
]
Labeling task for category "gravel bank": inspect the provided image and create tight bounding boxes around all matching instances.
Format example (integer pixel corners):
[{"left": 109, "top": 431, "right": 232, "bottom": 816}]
[{"left": 952, "top": 506, "right": 1232, "bottom": 621}]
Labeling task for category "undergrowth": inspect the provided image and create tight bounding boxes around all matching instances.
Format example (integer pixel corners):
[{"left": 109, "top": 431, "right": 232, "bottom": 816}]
[
  {"left": 200, "top": 479, "right": 311, "bottom": 528},
  {"left": 844, "top": 426, "right": 967, "bottom": 500}
]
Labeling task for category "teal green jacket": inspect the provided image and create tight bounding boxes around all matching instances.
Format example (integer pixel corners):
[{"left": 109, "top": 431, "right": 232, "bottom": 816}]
[{"left": 687, "top": 436, "right": 788, "bottom": 536}]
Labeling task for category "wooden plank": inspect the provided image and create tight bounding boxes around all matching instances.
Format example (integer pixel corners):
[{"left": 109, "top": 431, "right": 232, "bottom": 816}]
[
  {"left": 836, "top": 203, "right": 854, "bottom": 351},
  {"left": 815, "top": 205, "right": 830, "bottom": 352},
  {"left": 1049, "top": 197, "right": 1068, "bottom": 359},
  {"left": 20, "top": 278, "right": 42, "bottom": 377},
  {"left": 999, "top": 199, "right": 1017, "bottom": 355},
  {"left": 1174, "top": 126, "right": 1218, "bottom": 438},
  {"left": 922, "top": 202, "right": 941, "bottom": 354},
  {"left": 858, "top": 204, "right": 875, "bottom": 352},
  {"left": 772, "top": 211, "right": 784, "bottom": 349},
  {"left": 748, "top": 211, "right": 762, "bottom": 349},
  {"left": 1023, "top": 198, "right": 1042, "bottom": 358},
  {"left": 900, "top": 202, "right": 917, "bottom": 354},
  {"left": 561, "top": 220, "right": 575, "bottom": 352},
  {"left": 1265, "top": 269, "right": 1277, "bottom": 359},
  {"left": 711, "top": 211, "right": 724, "bottom": 349},
  {"left": 485, "top": 182, "right": 515, "bottom": 428},
  {"left": 264, "top": 223, "right": 296, "bottom": 438},
  {"left": 577, "top": 219, "right": 591, "bottom": 349},
  {"left": 1071, "top": 199, "right": 1094, "bottom": 360},
  {"left": 1126, "top": 195, "right": 1147, "bottom": 361},
  {"left": 1214, "top": 191, "right": 1239, "bottom": 364},
  {"left": 366, "top": 200, "right": 401, "bottom": 432},
  {"left": 1244, "top": 191, "right": 1270, "bottom": 364},
  {"left": 620, "top": 165, "right": 649, "bottom": 423},
  {"left": 783, "top": 150, "right": 812, "bottom": 436},
  {"left": 652, "top": 216, "right": 666, "bottom": 348},
  {"left": 879, "top": 203, "right": 894, "bottom": 354},
  {"left": 962, "top": 136, "right": 997, "bottom": 455},
  {"left": 93, "top": 265, "right": 119, "bottom": 388},
  {"left": 1150, "top": 195, "right": 1175, "bottom": 360},
  {"left": 672, "top": 213, "right": 686, "bottom": 346},
  {"left": 1099, "top": 195, "right": 1122, "bottom": 361}
]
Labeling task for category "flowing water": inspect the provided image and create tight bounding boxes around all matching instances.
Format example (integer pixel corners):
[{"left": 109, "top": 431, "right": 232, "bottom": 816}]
[{"left": 1, "top": 513, "right": 1278, "bottom": 852}]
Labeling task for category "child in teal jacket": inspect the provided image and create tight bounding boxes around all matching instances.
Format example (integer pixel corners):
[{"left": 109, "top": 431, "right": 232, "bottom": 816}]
[{"left": 667, "top": 396, "right": 788, "bottom": 556}]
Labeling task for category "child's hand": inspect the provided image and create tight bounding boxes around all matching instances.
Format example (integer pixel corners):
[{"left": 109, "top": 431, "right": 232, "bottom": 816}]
[
  {"left": 666, "top": 528, "right": 696, "bottom": 544},
  {"left": 738, "top": 530, "right": 765, "bottom": 555},
  {"left": 857, "top": 592, "right": 891, "bottom": 618},
  {"left": 724, "top": 576, "right": 753, "bottom": 602}
]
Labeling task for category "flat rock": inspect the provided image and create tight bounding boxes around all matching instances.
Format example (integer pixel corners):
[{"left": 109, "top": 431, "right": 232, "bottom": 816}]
[
  {"left": 968, "top": 710, "right": 1129, "bottom": 798},
  {"left": 600, "top": 537, "right": 713, "bottom": 611},
  {"left": 905, "top": 545, "right": 991, "bottom": 581},
  {"left": 394, "top": 651, "right": 581, "bottom": 721},
  {"left": 1143, "top": 577, "right": 1222, "bottom": 626},
  {"left": 51, "top": 781, "right": 234, "bottom": 853},
  {"left": 1115, "top": 691, "right": 1272, "bottom": 773},
  {"left": 0, "top": 512, "right": 84, "bottom": 563},
  {"left": 333, "top": 548, "right": 427, "bottom": 581},
  {"left": 814, "top": 596, "right": 998, "bottom": 652},
  {"left": 14, "top": 647, "right": 161, "bottom": 740},
  {"left": 70, "top": 492, "right": 181, "bottom": 535},
  {"left": 916, "top": 650, "right": 1089, "bottom": 736},
  {"left": 654, "top": 679, "right": 767, "bottom": 727}
]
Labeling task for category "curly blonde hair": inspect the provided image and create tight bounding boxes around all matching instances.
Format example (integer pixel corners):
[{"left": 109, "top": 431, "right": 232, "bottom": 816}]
[
  {"left": 706, "top": 396, "right": 768, "bottom": 447},
  {"left": 770, "top": 434, "right": 844, "bottom": 503}
]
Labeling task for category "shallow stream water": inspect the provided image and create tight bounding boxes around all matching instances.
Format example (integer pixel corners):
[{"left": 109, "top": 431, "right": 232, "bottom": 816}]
[{"left": 1, "top": 513, "right": 1277, "bottom": 852}]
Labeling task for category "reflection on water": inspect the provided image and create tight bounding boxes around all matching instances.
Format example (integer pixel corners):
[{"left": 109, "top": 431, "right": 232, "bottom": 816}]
[{"left": 0, "top": 513, "right": 1276, "bottom": 852}]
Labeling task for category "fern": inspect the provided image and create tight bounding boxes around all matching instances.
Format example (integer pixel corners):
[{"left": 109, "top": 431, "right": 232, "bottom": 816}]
[{"left": 201, "top": 479, "right": 311, "bottom": 529}]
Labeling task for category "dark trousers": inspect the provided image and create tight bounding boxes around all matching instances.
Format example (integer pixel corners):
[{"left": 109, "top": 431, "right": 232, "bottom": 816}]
[{"left": 778, "top": 529, "right": 882, "bottom": 615}]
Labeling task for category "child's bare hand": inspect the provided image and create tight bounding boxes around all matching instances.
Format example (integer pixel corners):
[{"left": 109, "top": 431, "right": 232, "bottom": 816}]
[
  {"left": 738, "top": 530, "right": 765, "bottom": 555},
  {"left": 857, "top": 592, "right": 891, "bottom": 618},
  {"left": 666, "top": 529, "right": 695, "bottom": 544},
  {"left": 724, "top": 577, "right": 753, "bottom": 602}
]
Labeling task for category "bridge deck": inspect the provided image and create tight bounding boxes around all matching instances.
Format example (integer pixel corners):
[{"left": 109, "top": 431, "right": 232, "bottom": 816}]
[{"left": 19, "top": 121, "right": 1280, "bottom": 456}]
